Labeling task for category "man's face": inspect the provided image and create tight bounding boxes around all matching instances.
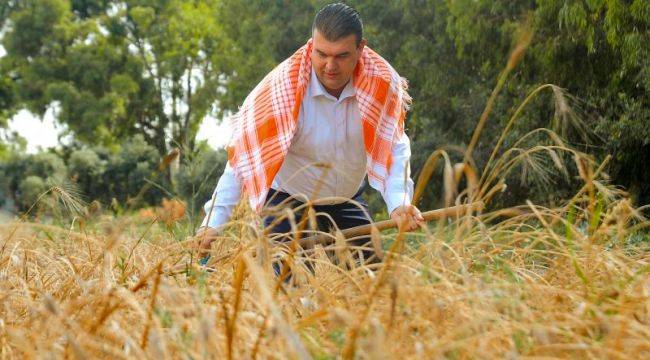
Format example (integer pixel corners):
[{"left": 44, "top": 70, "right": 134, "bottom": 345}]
[{"left": 311, "top": 28, "right": 366, "bottom": 94}]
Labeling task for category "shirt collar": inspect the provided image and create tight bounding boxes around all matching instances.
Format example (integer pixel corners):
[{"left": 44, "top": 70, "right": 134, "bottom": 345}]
[{"left": 309, "top": 67, "right": 356, "bottom": 102}]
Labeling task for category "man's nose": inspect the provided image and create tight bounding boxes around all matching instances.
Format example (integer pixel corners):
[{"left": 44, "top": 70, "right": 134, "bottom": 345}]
[{"left": 325, "top": 58, "right": 337, "bottom": 72}]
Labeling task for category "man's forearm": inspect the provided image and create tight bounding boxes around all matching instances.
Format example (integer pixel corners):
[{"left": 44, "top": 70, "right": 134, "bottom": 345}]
[
  {"left": 382, "top": 132, "right": 415, "bottom": 214},
  {"left": 200, "top": 162, "right": 242, "bottom": 230}
]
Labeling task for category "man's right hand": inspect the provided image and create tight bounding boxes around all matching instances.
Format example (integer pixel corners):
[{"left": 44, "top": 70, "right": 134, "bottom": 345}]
[{"left": 193, "top": 227, "right": 223, "bottom": 259}]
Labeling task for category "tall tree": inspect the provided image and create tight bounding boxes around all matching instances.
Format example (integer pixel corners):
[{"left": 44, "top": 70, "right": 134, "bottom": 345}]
[
  {"left": 213, "top": 0, "right": 317, "bottom": 114},
  {"left": 1, "top": 0, "right": 229, "bottom": 154}
]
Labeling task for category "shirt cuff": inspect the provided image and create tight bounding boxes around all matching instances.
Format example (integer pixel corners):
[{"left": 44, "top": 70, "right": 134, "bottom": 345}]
[
  {"left": 200, "top": 206, "right": 231, "bottom": 229},
  {"left": 383, "top": 191, "right": 412, "bottom": 215}
]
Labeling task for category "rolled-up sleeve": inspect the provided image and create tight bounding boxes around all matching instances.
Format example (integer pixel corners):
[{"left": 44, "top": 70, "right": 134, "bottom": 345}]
[
  {"left": 381, "top": 132, "right": 415, "bottom": 215},
  {"left": 200, "top": 162, "right": 242, "bottom": 229}
]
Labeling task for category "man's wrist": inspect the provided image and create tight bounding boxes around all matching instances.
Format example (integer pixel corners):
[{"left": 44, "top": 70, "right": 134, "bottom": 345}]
[
  {"left": 196, "top": 225, "right": 225, "bottom": 237},
  {"left": 385, "top": 191, "right": 412, "bottom": 215}
]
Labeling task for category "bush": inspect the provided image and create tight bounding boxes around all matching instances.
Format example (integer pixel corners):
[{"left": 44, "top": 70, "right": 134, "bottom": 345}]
[
  {"left": 0, "top": 166, "right": 10, "bottom": 208},
  {"left": 1, "top": 151, "right": 68, "bottom": 212},
  {"left": 176, "top": 143, "right": 228, "bottom": 225},
  {"left": 68, "top": 148, "right": 107, "bottom": 201},
  {"left": 104, "top": 135, "right": 163, "bottom": 206},
  {"left": 18, "top": 175, "right": 47, "bottom": 210},
  {"left": 25, "top": 152, "right": 67, "bottom": 182}
]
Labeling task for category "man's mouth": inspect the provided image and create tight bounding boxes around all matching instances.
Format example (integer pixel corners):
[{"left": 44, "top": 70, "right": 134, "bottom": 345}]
[{"left": 325, "top": 72, "right": 338, "bottom": 78}]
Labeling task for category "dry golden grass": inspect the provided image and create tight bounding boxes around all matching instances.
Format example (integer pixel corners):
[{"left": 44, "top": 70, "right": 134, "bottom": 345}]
[{"left": 0, "top": 180, "right": 648, "bottom": 359}]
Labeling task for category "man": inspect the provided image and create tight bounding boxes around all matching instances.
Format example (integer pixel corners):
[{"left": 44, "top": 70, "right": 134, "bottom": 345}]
[{"left": 197, "top": 3, "right": 423, "bottom": 263}]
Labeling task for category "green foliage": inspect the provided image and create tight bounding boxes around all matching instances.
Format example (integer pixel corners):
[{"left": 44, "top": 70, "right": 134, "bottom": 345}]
[
  {"left": 213, "top": 0, "right": 317, "bottom": 113},
  {"left": 175, "top": 142, "right": 228, "bottom": 226},
  {"left": 68, "top": 147, "right": 107, "bottom": 200},
  {"left": 353, "top": 0, "right": 649, "bottom": 206},
  {"left": 1, "top": 0, "right": 228, "bottom": 154},
  {"left": 1, "top": 151, "right": 67, "bottom": 211},
  {"left": 25, "top": 152, "right": 67, "bottom": 181},
  {"left": 103, "top": 134, "right": 162, "bottom": 206},
  {"left": 0, "top": 62, "right": 17, "bottom": 127},
  {"left": 0, "top": 131, "right": 26, "bottom": 162},
  {"left": 531, "top": 0, "right": 650, "bottom": 204},
  {"left": 3, "top": 0, "right": 70, "bottom": 59},
  {"left": 0, "top": 135, "right": 165, "bottom": 214},
  {"left": 17, "top": 175, "right": 48, "bottom": 209}
]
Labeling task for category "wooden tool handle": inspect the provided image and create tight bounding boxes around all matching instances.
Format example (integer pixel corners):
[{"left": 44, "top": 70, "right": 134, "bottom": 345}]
[{"left": 298, "top": 202, "right": 482, "bottom": 248}]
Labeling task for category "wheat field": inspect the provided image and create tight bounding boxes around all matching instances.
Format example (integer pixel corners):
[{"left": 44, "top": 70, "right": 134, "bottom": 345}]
[{"left": 1, "top": 151, "right": 648, "bottom": 359}]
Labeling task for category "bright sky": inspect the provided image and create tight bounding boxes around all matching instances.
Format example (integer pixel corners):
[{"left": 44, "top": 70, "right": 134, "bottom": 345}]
[
  {"left": 8, "top": 109, "right": 62, "bottom": 153},
  {"left": 196, "top": 116, "right": 232, "bottom": 149}
]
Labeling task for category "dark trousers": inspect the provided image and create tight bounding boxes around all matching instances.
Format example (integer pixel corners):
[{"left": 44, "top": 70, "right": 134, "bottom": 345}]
[{"left": 263, "top": 187, "right": 377, "bottom": 266}]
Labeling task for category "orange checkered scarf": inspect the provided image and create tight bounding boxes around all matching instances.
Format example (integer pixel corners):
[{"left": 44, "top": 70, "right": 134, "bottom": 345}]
[{"left": 226, "top": 39, "right": 411, "bottom": 211}]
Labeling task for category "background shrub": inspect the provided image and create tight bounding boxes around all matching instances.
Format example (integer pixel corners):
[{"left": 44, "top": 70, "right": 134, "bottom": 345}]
[{"left": 176, "top": 143, "right": 228, "bottom": 227}]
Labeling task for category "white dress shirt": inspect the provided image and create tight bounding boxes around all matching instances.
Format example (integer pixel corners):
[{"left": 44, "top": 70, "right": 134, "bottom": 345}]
[{"left": 201, "top": 68, "right": 414, "bottom": 229}]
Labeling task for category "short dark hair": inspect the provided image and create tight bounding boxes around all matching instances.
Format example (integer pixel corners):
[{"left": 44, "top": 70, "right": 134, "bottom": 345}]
[{"left": 312, "top": 3, "right": 363, "bottom": 46}]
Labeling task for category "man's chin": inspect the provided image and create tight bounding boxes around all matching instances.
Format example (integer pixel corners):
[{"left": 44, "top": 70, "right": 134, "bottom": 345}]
[{"left": 323, "top": 79, "right": 345, "bottom": 91}]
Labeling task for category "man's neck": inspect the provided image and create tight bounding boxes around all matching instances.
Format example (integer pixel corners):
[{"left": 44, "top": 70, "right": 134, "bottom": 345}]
[{"left": 322, "top": 82, "right": 345, "bottom": 99}]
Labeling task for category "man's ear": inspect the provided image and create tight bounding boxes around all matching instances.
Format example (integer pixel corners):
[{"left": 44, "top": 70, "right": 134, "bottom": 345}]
[{"left": 358, "top": 38, "right": 367, "bottom": 52}]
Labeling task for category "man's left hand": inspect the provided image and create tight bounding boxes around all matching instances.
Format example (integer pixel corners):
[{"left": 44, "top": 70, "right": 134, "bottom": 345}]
[{"left": 390, "top": 205, "right": 424, "bottom": 232}]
